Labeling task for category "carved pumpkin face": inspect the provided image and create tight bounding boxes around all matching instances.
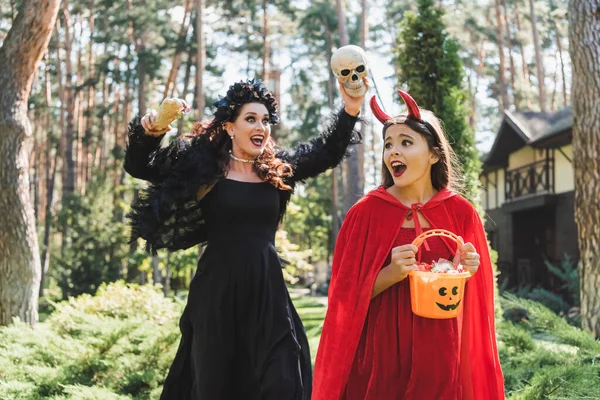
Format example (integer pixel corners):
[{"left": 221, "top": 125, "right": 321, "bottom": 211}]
[{"left": 436, "top": 285, "right": 461, "bottom": 311}]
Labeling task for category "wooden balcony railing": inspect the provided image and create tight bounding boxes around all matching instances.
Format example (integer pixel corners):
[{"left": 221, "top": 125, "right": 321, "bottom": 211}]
[{"left": 505, "top": 159, "right": 554, "bottom": 201}]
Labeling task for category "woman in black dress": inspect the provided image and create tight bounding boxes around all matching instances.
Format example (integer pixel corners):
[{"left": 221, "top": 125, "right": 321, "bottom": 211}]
[{"left": 124, "top": 78, "right": 367, "bottom": 400}]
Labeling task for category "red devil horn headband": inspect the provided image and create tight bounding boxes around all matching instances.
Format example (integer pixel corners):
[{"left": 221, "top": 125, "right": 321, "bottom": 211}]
[
  {"left": 369, "top": 95, "right": 390, "bottom": 124},
  {"left": 397, "top": 90, "right": 422, "bottom": 120},
  {"left": 369, "top": 89, "right": 422, "bottom": 124}
]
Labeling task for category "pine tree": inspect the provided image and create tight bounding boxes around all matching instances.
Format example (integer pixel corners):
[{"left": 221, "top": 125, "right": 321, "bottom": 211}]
[
  {"left": 0, "top": 0, "right": 61, "bottom": 326},
  {"left": 394, "top": 0, "right": 481, "bottom": 203}
]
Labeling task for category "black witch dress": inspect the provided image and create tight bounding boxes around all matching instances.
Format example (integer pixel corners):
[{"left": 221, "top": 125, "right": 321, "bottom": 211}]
[{"left": 124, "top": 110, "right": 360, "bottom": 400}]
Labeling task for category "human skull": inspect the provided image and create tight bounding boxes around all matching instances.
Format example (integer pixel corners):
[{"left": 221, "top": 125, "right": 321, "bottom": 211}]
[{"left": 330, "top": 45, "right": 369, "bottom": 98}]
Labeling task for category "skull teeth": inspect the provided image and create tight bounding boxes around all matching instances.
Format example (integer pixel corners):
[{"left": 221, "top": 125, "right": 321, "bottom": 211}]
[{"left": 343, "top": 81, "right": 365, "bottom": 89}]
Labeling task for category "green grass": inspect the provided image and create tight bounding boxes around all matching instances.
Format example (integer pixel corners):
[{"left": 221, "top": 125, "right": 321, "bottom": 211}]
[{"left": 290, "top": 292, "right": 327, "bottom": 364}]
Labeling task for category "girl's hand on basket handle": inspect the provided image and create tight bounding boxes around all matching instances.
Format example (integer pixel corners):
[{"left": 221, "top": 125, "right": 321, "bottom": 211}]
[
  {"left": 389, "top": 244, "right": 419, "bottom": 282},
  {"left": 458, "top": 241, "right": 480, "bottom": 276}
]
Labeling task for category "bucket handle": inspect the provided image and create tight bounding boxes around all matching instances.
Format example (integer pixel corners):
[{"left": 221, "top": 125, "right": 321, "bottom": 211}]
[
  {"left": 411, "top": 229, "right": 467, "bottom": 272},
  {"left": 411, "top": 229, "right": 464, "bottom": 249}
]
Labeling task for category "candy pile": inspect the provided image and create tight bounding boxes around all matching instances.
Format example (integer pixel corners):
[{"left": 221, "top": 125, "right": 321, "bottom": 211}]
[{"left": 415, "top": 258, "right": 464, "bottom": 274}]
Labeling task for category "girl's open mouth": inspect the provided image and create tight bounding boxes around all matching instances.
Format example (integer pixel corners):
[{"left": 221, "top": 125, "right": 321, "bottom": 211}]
[{"left": 391, "top": 160, "right": 406, "bottom": 177}]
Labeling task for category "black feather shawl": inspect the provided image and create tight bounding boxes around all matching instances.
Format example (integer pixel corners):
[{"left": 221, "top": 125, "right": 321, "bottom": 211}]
[{"left": 125, "top": 109, "right": 361, "bottom": 254}]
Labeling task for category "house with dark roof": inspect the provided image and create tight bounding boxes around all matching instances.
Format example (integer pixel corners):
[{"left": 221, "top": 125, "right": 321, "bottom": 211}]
[{"left": 479, "top": 106, "right": 578, "bottom": 290}]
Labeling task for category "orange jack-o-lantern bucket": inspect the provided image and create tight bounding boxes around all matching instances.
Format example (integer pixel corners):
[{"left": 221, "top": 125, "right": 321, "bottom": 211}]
[{"left": 407, "top": 229, "right": 471, "bottom": 319}]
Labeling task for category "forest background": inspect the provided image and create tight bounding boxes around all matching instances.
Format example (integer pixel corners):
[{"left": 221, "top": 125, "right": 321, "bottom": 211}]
[{"left": 1, "top": 0, "right": 600, "bottom": 398}]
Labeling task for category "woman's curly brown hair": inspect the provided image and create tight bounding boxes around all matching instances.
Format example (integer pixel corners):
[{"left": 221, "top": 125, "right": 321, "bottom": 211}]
[{"left": 186, "top": 79, "right": 293, "bottom": 190}]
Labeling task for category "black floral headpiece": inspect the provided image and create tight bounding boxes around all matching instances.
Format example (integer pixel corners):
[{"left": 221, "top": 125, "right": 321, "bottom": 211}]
[{"left": 212, "top": 79, "right": 279, "bottom": 125}]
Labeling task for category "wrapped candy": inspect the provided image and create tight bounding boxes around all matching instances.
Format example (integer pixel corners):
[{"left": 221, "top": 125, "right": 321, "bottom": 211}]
[{"left": 415, "top": 258, "right": 464, "bottom": 274}]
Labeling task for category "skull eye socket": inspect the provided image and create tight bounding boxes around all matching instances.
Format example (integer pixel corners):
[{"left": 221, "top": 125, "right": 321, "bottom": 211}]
[
  {"left": 356, "top": 65, "right": 365, "bottom": 73},
  {"left": 341, "top": 69, "right": 351, "bottom": 76},
  {"left": 452, "top": 286, "right": 458, "bottom": 296},
  {"left": 438, "top": 287, "right": 447, "bottom": 296}
]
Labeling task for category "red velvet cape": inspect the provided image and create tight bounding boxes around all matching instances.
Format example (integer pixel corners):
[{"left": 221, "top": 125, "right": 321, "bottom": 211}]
[{"left": 313, "top": 187, "right": 504, "bottom": 399}]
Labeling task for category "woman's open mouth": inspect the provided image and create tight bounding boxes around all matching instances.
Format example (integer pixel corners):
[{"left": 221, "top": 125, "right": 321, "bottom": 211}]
[
  {"left": 251, "top": 135, "right": 265, "bottom": 147},
  {"left": 391, "top": 160, "right": 407, "bottom": 177}
]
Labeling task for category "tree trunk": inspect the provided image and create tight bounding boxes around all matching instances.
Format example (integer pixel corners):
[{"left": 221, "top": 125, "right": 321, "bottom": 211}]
[
  {"left": 125, "top": 0, "right": 146, "bottom": 117},
  {"left": 556, "top": 34, "right": 568, "bottom": 108},
  {"left": 111, "top": 85, "right": 121, "bottom": 196},
  {"left": 568, "top": 0, "right": 600, "bottom": 339},
  {"left": 98, "top": 43, "right": 109, "bottom": 174},
  {"left": 152, "top": 255, "right": 162, "bottom": 285},
  {"left": 502, "top": 0, "right": 517, "bottom": 109},
  {"left": 551, "top": 52, "right": 559, "bottom": 111},
  {"left": 99, "top": 41, "right": 110, "bottom": 173},
  {"left": 9, "top": 0, "right": 16, "bottom": 20},
  {"left": 53, "top": 19, "right": 67, "bottom": 231},
  {"left": 177, "top": 53, "right": 194, "bottom": 133},
  {"left": 494, "top": 0, "right": 509, "bottom": 112},
  {"left": 136, "top": 44, "right": 146, "bottom": 113},
  {"left": 529, "top": 0, "right": 547, "bottom": 111},
  {"left": 163, "top": 252, "right": 172, "bottom": 297},
  {"left": 195, "top": 0, "right": 206, "bottom": 120},
  {"left": 338, "top": 159, "right": 346, "bottom": 214},
  {"left": 370, "top": 122, "right": 377, "bottom": 186},
  {"left": 163, "top": 0, "right": 191, "bottom": 101},
  {"left": 325, "top": 30, "right": 340, "bottom": 261},
  {"left": 326, "top": 31, "right": 335, "bottom": 112},
  {"left": 335, "top": 0, "right": 349, "bottom": 46},
  {"left": 39, "top": 52, "right": 57, "bottom": 298},
  {"left": 40, "top": 149, "right": 58, "bottom": 298},
  {"left": 548, "top": 0, "right": 568, "bottom": 109},
  {"left": 0, "top": 0, "right": 61, "bottom": 327},
  {"left": 357, "top": 0, "right": 367, "bottom": 197},
  {"left": 513, "top": 1, "right": 532, "bottom": 89},
  {"left": 75, "top": 15, "right": 85, "bottom": 194},
  {"left": 38, "top": 55, "right": 53, "bottom": 224},
  {"left": 84, "top": 0, "right": 96, "bottom": 188},
  {"left": 469, "top": 39, "right": 486, "bottom": 129},
  {"left": 262, "top": 0, "right": 270, "bottom": 82},
  {"left": 121, "top": 71, "right": 132, "bottom": 182},
  {"left": 62, "top": 0, "right": 77, "bottom": 195},
  {"left": 31, "top": 110, "right": 40, "bottom": 220},
  {"left": 336, "top": 0, "right": 360, "bottom": 213}
]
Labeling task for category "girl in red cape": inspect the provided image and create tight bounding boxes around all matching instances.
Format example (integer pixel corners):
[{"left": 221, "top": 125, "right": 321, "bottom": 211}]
[{"left": 312, "top": 91, "right": 504, "bottom": 400}]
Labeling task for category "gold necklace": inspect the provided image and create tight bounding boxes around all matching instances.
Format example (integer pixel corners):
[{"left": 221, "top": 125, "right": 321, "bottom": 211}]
[{"left": 229, "top": 151, "right": 256, "bottom": 164}]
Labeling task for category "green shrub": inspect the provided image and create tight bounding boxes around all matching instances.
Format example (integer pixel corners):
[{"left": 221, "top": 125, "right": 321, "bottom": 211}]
[
  {"left": 48, "top": 281, "right": 181, "bottom": 325},
  {"left": 276, "top": 230, "right": 314, "bottom": 285},
  {"left": 515, "top": 364, "right": 600, "bottom": 399},
  {"left": 501, "top": 294, "right": 599, "bottom": 352},
  {"left": 0, "top": 282, "right": 182, "bottom": 400},
  {"left": 499, "top": 294, "right": 600, "bottom": 399},
  {"left": 498, "top": 321, "right": 536, "bottom": 353}
]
